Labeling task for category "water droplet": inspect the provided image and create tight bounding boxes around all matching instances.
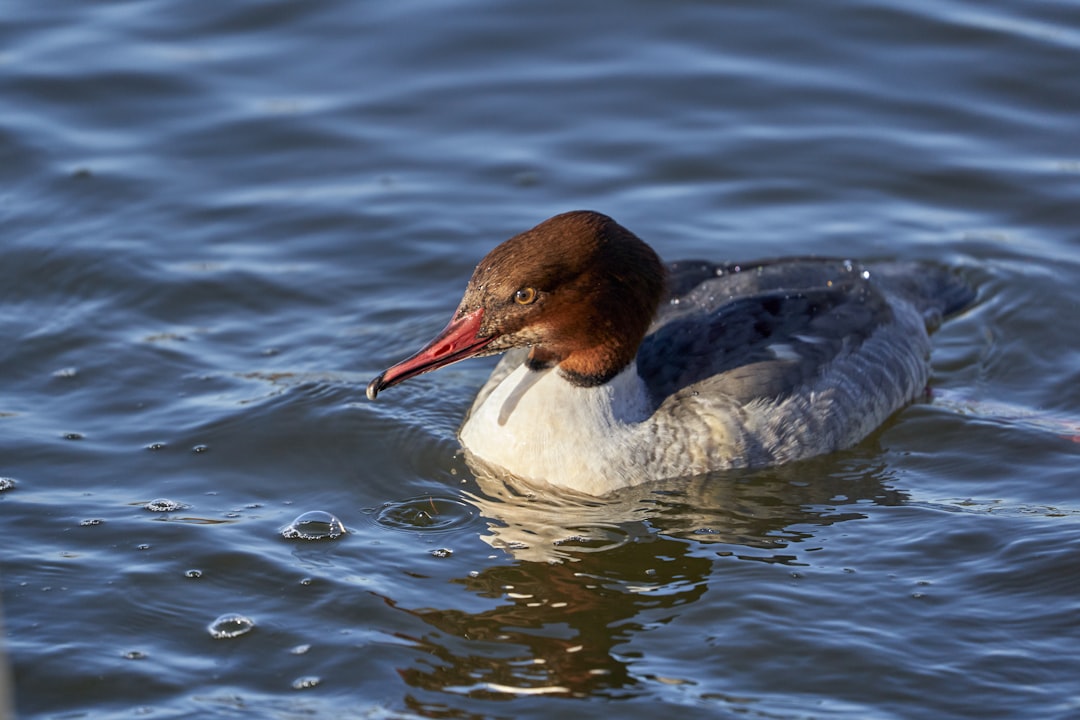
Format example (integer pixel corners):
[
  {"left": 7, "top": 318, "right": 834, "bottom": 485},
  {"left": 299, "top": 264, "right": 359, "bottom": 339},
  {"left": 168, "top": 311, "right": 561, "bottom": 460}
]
[
  {"left": 431, "top": 548, "right": 453, "bottom": 558},
  {"left": 146, "top": 442, "right": 167, "bottom": 451},
  {"left": 291, "top": 676, "right": 321, "bottom": 690},
  {"left": 123, "top": 650, "right": 147, "bottom": 660},
  {"left": 192, "top": 444, "right": 209, "bottom": 454},
  {"left": 374, "top": 496, "right": 477, "bottom": 533},
  {"left": 145, "top": 498, "right": 188, "bottom": 512},
  {"left": 281, "top": 511, "right": 346, "bottom": 541},
  {"left": 80, "top": 518, "right": 105, "bottom": 527},
  {"left": 0, "top": 478, "right": 16, "bottom": 492},
  {"left": 208, "top": 613, "right": 255, "bottom": 639},
  {"left": 136, "top": 544, "right": 151, "bottom": 550},
  {"left": 185, "top": 569, "right": 202, "bottom": 579}
]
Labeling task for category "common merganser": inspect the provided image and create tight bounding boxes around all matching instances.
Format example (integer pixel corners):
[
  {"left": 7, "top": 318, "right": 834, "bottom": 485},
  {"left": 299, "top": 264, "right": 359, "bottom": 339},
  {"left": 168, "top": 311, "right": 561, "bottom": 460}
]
[{"left": 367, "top": 211, "right": 972, "bottom": 496}]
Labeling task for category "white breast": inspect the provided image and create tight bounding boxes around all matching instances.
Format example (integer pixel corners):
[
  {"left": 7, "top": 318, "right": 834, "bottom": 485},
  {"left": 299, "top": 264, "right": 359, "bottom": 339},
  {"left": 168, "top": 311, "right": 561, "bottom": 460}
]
[{"left": 459, "top": 363, "right": 653, "bottom": 495}]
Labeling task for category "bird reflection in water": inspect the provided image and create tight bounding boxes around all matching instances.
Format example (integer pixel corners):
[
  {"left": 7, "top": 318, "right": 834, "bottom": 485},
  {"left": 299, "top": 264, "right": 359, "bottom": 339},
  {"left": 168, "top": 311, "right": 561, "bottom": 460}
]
[{"left": 375, "top": 453, "right": 905, "bottom": 707}]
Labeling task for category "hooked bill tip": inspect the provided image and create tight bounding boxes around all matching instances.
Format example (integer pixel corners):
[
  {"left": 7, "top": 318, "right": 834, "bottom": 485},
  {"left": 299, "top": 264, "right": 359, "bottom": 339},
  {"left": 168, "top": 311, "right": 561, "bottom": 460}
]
[{"left": 365, "top": 374, "right": 384, "bottom": 401}]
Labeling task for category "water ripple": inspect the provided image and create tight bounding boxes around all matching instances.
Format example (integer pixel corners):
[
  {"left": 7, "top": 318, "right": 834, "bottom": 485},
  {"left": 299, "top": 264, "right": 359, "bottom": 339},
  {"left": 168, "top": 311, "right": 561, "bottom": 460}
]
[{"left": 373, "top": 495, "right": 478, "bottom": 533}]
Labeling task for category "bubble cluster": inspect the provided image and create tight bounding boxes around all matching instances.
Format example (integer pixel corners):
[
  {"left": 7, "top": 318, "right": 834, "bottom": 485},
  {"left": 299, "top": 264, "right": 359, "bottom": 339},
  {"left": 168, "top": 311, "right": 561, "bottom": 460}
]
[{"left": 145, "top": 498, "right": 188, "bottom": 512}]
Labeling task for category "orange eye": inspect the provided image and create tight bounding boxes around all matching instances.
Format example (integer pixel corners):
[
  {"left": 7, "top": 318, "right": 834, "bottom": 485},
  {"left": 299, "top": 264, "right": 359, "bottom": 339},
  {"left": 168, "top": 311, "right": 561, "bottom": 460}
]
[{"left": 514, "top": 287, "right": 538, "bottom": 305}]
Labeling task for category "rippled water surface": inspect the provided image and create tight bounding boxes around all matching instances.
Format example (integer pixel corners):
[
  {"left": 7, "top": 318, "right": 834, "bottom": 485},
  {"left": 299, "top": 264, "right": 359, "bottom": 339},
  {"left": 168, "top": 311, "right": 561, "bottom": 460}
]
[{"left": 3, "top": 1, "right": 1080, "bottom": 718}]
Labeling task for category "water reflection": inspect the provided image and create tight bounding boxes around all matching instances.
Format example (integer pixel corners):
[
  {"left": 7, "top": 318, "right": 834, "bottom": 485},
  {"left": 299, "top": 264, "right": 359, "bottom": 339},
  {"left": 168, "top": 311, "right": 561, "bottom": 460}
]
[
  {"left": 386, "top": 456, "right": 905, "bottom": 702},
  {"left": 465, "top": 454, "right": 905, "bottom": 563},
  {"left": 388, "top": 534, "right": 711, "bottom": 700}
]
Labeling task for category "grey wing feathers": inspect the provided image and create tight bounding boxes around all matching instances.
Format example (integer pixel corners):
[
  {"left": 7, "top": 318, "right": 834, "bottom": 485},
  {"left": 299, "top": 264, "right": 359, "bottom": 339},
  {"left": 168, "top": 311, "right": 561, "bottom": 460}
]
[{"left": 638, "top": 257, "right": 970, "bottom": 407}]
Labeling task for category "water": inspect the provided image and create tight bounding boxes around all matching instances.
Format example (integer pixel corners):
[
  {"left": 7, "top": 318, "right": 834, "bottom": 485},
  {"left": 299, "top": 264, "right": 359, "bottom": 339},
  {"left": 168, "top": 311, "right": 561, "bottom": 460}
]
[{"left": 3, "top": 0, "right": 1080, "bottom": 717}]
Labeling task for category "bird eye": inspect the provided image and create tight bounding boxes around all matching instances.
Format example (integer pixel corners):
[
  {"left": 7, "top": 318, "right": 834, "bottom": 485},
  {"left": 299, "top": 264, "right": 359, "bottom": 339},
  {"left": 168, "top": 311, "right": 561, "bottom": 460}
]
[{"left": 514, "top": 287, "right": 538, "bottom": 305}]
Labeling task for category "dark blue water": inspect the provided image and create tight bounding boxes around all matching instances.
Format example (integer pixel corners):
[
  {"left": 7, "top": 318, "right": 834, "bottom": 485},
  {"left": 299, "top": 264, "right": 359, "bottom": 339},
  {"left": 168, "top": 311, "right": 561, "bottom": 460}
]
[{"left": 3, "top": 0, "right": 1080, "bottom": 717}]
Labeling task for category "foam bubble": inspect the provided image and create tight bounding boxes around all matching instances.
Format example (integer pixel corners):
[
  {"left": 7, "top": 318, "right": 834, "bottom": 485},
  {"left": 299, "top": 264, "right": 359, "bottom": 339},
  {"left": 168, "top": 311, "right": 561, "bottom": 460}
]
[
  {"left": 207, "top": 613, "right": 255, "bottom": 639},
  {"left": 281, "top": 511, "right": 346, "bottom": 541}
]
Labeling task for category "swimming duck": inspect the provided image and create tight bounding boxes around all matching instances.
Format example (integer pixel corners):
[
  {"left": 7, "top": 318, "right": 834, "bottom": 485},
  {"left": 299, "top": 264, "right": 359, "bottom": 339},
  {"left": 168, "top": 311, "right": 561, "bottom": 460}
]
[{"left": 367, "top": 211, "right": 971, "bottom": 496}]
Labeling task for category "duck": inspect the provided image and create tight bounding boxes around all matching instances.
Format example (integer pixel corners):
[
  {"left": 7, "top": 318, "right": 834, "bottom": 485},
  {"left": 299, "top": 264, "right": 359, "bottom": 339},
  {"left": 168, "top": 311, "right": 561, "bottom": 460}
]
[{"left": 367, "top": 210, "right": 972, "bottom": 496}]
